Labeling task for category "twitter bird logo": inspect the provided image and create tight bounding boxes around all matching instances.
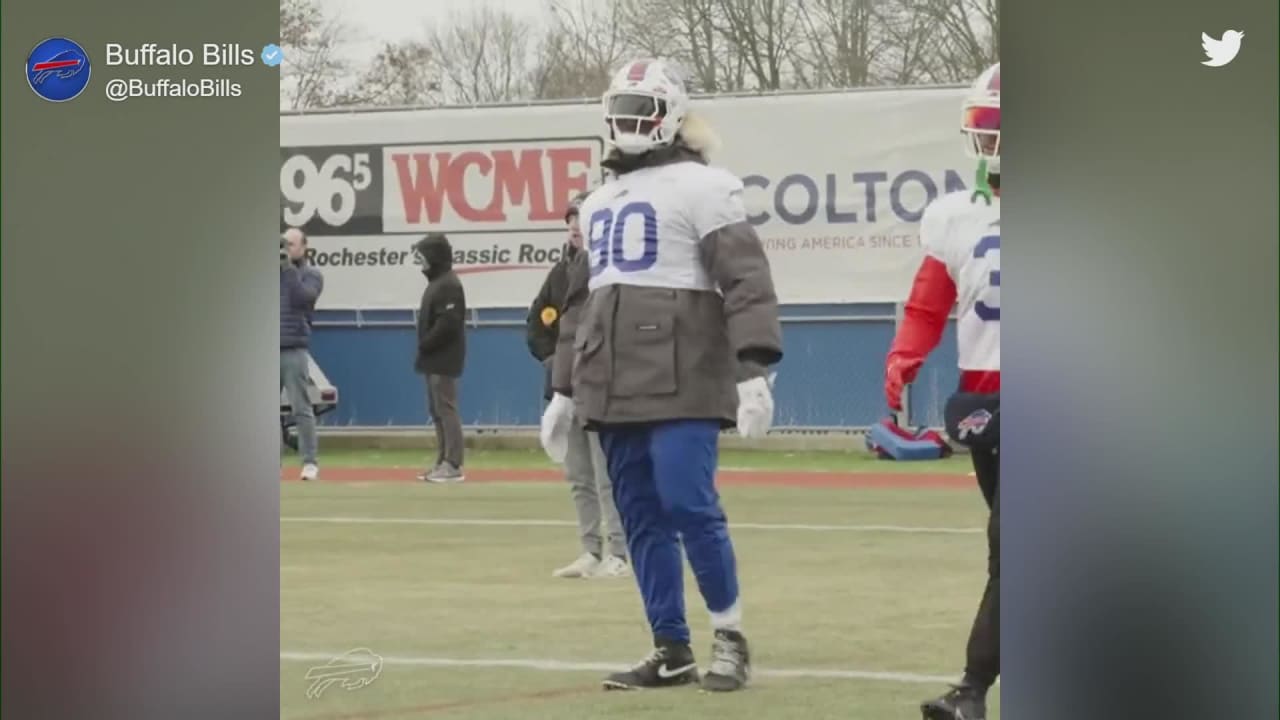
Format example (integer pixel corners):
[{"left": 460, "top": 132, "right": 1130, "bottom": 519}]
[{"left": 1201, "top": 30, "right": 1243, "bottom": 67}]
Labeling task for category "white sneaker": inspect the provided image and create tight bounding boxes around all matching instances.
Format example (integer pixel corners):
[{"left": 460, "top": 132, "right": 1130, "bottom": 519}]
[
  {"left": 300, "top": 463, "right": 319, "bottom": 481},
  {"left": 425, "top": 462, "right": 465, "bottom": 484},
  {"left": 591, "top": 555, "right": 631, "bottom": 579},
  {"left": 552, "top": 552, "right": 600, "bottom": 578}
]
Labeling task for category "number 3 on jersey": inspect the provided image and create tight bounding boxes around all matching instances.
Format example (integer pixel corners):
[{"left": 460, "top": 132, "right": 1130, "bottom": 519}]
[
  {"left": 588, "top": 202, "right": 658, "bottom": 276},
  {"left": 973, "top": 233, "right": 1001, "bottom": 321}
]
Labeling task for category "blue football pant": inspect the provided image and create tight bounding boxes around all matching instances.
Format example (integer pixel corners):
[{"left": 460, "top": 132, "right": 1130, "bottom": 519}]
[{"left": 597, "top": 419, "right": 739, "bottom": 645}]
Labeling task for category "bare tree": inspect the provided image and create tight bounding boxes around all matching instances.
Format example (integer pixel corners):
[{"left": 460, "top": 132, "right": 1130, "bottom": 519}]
[
  {"left": 872, "top": 0, "right": 940, "bottom": 84},
  {"left": 280, "top": 0, "right": 317, "bottom": 48},
  {"left": 615, "top": 0, "right": 741, "bottom": 93},
  {"left": 710, "top": 0, "right": 803, "bottom": 90},
  {"left": 318, "top": 0, "right": 995, "bottom": 107},
  {"left": 792, "top": 0, "right": 883, "bottom": 88},
  {"left": 529, "top": 0, "right": 633, "bottom": 99},
  {"left": 280, "top": 0, "right": 357, "bottom": 109},
  {"left": 424, "top": 7, "right": 537, "bottom": 104},
  {"left": 339, "top": 40, "right": 439, "bottom": 106},
  {"left": 553, "top": 0, "right": 634, "bottom": 78},
  {"left": 528, "top": 34, "right": 611, "bottom": 100},
  {"left": 911, "top": 0, "right": 998, "bottom": 82},
  {"left": 527, "top": 31, "right": 573, "bottom": 99}
]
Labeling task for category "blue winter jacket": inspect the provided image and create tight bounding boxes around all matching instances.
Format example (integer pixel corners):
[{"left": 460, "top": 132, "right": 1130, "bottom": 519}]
[{"left": 280, "top": 261, "right": 324, "bottom": 349}]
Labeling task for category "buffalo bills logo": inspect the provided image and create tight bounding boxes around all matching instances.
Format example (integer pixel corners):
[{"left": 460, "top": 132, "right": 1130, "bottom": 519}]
[
  {"left": 956, "top": 408, "right": 993, "bottom": 440},
  {"left": 26, "top": 37, "right": 92, "bottom": 102},
  {"left": 32, "top": 50, "right": 85, "bottom": 85}
]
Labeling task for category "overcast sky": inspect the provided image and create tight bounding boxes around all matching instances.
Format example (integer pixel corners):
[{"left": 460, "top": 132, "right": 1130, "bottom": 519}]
[{"left": 320, "top": 0, "right": 551, "bottom": 62}]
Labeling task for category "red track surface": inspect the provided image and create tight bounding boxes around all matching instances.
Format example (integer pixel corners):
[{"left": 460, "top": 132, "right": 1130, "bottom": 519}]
[{"left": 280, "top": 466, "right": 972, "bottom": 489}]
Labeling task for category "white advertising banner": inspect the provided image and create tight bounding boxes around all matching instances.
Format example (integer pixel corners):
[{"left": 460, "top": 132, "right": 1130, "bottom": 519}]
[{"left": 280, "top": 86, "right": 973, "bottom": 309}]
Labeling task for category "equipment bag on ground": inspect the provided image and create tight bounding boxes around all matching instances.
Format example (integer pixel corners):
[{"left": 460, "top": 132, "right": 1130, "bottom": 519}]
[{"left": 866, "top": 417, "right": 953, "bottom": 461}]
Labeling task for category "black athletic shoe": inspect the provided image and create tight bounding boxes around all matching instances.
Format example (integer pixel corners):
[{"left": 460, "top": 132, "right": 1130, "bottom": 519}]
[
  {"left": 602, "top": 642, "right": 698, "bottom": 690},
  {"left": 921, "top": 684, "right": 987, "bottom": 720},
  {"left": 700, "top": 629, "right": 750, "bottom": 692}
]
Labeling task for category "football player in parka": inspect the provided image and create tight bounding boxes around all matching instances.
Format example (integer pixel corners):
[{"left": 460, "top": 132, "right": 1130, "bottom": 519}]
[{"left": 540, "top": 58, "right": 783, "bottom": 693}]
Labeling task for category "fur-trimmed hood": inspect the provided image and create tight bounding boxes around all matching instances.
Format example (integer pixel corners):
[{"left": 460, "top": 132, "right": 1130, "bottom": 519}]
[{"left": 602, "top": 111, "right": 722, "bottom": 175}]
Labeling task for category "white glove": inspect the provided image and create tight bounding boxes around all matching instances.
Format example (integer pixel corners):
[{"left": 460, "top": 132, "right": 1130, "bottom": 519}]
[
  {"left": 539, "top": 393, "right": 575, "bottom": 463},
  {"left": 736, "top": 375, "right": 775, "bottom": 439}
]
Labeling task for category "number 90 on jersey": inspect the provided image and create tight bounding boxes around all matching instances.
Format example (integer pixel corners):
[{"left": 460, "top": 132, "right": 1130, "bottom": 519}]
[
  {"left": 279, "top": 146, "right": 383, "bottom": 236},
  {"left": 587, "top": 202, "right": 660, "bottom": 277}
]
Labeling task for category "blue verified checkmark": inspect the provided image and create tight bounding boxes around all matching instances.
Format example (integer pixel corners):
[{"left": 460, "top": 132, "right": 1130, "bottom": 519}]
[{"left": 261, "top": 43, "right": 283, "bottom": 67}]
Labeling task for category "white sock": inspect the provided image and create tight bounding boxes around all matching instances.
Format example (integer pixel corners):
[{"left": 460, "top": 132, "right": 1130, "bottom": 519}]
[{"left": 709, "top": 600, "right": 743, "bottom": 633}]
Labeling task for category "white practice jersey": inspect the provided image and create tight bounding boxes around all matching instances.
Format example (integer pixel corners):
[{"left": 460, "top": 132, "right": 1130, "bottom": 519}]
[
  {"left": 581, "top": 161, "right": 747, "bottom": 292},
  {"left": 920, "top": 191, "right": 1001, "bottom": 371}
]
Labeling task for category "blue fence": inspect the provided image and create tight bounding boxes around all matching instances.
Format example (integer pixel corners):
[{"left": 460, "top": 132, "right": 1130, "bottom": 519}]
[{"left": 309, "top": 303, "right": 959, "bottom": 429}]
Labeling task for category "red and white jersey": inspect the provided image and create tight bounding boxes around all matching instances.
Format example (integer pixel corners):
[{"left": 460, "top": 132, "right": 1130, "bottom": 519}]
[
  {"left": 888, "top": 189, "right": 1000, "bottom": 394},
  {"left": 581, "top": 161, "right": 746, "bottom": 292},
  {"left": 921, "top": 191, "right": 1001, "bottom": 371}
]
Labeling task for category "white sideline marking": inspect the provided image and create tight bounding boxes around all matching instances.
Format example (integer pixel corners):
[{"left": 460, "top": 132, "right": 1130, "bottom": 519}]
[
  {"left": 281, "top": 516, "right": 982, "bottom": 535},
  {"left": 279, "top": 650, "right": 954, "bottom": 685}
]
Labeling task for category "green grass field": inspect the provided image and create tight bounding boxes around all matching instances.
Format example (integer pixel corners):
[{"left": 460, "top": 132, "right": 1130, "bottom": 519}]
[{"left": 281, "top": 449, "right": 997, "bottom": 719}]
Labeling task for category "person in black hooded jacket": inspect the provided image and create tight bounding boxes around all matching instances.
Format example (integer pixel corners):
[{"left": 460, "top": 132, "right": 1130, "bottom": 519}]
[
  {"left": 412, "top": 232, "right": 467, "bottom": 482},
  {"left": 526, "top": 191, "right": 589, "bottom": 399}
]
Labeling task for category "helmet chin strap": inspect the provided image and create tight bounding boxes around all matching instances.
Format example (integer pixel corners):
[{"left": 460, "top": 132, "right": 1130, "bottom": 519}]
[{"left": 971, "top": 157, "right": 994, "bottom": 205}]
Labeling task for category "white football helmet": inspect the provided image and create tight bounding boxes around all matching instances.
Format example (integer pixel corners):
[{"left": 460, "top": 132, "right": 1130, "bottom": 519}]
[
  {"left": 962, "top": 62, "right": 1000, "bottom": 175},
  {"left": 602, "top": 58, "right": 690, "bottom": 155}
]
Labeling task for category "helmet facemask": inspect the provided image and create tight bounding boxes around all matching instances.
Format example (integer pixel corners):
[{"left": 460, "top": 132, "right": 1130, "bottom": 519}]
[
  {"left": 604, "top": 91, "right": 678, "bottom": 155},
  {"left": 962, "top": 102, "right": 1000, "bottom": 175}
]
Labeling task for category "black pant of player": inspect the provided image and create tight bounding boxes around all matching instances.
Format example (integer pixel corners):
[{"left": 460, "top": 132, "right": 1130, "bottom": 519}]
[
  {"left": 964, "top": 444, "right": 1000, "bottom": 694},
  {"left": 925, "top": 391, "right": 1000, "bottom": 719}
]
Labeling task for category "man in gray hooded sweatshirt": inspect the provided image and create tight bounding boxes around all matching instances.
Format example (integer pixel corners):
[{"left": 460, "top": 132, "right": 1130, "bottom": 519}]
[{"left": 526, "top": 192, "right": 630, "bottom": 579}]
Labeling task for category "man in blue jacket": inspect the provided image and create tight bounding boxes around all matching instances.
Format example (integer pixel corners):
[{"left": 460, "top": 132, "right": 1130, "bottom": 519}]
[{"left": 281, "top": 228, "right": 325, "bottom": 481}]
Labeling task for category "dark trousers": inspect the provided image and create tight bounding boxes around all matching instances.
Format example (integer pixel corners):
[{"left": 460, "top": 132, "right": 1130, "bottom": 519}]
[
  {"left": 964, "top": 444, "right": 1000, "bottom": 691},
  {"left": 426, "top": 375, "right": 463, "bottom": 468},
  {"left": 598, "top": 419, "right": 739, "bottom": 646}
]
